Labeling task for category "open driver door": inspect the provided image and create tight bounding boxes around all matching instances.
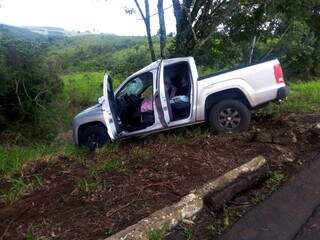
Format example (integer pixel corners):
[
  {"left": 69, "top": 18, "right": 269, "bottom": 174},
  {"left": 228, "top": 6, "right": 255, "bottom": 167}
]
[{"left": 101, "top": 74, "right": 121, "bottom": 140}]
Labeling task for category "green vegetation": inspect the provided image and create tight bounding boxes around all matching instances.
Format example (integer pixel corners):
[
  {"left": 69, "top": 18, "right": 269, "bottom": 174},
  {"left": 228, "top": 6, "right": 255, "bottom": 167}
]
[
  {"left": 25, "top": 229, "right": 37, "bottom": 240},
  {"left": 100, "top": 158, "right": 125, "bottom": 173},
  {"left": 265, "top": 80, "right": 320, "bottom": 114},
  {"left": 0, "top": 31, "right": 62, "bottom": 138},
  {"left": 105, "top": 228, "right": 114, "bottom": 237},
  {"left": 0, "top": 176, "right": 44, "bottom": 205},
  {"left": 72, "top": 176, "right": 99, "bottom": 196},
  {"left": 147, "top": 228, "right": 164, "bottom": 240},
  {"left": 62, "top": 71, "right": 104, "bottom": 103},
  {"left": 264, "top": 171, "right": 285, "bottom": 193},
  {"left": 0, "top": 143, "right": 85, "bottom": 175},
  {"left": 183, "top": 226, "right": 194, "bottom": 240}
]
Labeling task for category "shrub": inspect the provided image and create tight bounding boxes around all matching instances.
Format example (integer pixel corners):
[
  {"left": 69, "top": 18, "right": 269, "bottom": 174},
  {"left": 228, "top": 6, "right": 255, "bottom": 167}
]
[{"left": 0, "top": 32, "right": 62, "bottom": 138}]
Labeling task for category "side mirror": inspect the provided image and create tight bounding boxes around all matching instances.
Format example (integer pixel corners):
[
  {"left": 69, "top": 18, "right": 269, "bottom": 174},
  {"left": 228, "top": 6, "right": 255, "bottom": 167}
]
[{"left": 98, "top": 96, "right": 104, "bottom": 104}]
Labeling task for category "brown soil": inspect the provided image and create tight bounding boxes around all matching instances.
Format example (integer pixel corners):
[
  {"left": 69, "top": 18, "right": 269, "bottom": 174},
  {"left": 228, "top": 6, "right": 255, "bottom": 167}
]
[{"left": 0, "top": 114, "right": 319, "bottom": 240}]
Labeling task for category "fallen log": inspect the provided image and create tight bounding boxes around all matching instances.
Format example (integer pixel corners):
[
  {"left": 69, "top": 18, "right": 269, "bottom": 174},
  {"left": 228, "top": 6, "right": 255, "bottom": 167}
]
[{"left": 204, "top": 162, "right": 269, "bottom": 212}]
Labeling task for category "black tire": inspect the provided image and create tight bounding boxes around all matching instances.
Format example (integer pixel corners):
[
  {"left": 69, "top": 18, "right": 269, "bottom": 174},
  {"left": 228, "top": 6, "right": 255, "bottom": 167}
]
[
  {"left": 208, "top": 99, "right": 251, "bottom": 133},
  {"left": 79, "top": 124, "right": 109, "bottom": 151}
]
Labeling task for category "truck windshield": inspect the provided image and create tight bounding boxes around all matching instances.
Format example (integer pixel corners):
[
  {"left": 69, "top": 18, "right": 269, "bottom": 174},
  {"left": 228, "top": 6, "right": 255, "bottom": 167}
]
[{"left": 117, "top": 77, "right": 145, "bottom": 97}]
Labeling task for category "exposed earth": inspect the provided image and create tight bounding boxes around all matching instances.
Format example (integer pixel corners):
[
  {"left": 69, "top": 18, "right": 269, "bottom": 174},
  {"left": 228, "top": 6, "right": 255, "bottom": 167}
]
[{"left": 0, "top": 113, "right": 319, "bottom": 240}]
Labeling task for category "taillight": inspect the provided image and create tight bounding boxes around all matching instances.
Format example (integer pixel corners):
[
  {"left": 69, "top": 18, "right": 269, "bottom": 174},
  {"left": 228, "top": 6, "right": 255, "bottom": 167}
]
[{"left": 274, "top": 64, "right": 284, "bottom": 83}]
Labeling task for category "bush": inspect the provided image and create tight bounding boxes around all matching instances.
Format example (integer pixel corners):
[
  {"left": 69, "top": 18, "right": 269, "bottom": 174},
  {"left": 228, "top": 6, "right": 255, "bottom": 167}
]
[
  {"left": 276, "top": 21, "right": 316, "bottom": 78},
  {"left": 0, "top": 33, "right": 62, "bottom": 139}
]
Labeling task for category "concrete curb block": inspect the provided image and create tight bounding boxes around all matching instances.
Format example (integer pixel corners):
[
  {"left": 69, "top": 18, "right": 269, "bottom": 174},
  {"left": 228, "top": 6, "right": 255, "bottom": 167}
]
[{"left": 105, "top": 156, "right": 267, "bottom": 240}]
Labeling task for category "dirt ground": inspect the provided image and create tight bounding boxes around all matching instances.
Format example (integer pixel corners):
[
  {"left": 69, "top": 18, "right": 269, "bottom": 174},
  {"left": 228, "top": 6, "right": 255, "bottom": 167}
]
[{"left": 0, "top": 113, "right": 319, "bottom": 240}]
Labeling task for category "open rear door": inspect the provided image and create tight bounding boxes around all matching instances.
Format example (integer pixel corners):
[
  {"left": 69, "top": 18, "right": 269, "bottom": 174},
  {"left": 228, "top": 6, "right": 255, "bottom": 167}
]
[
  {"left": 102, "top": 74, "right": 121, "bottom": 140},
  {"left": 154, "top": 60, "right": 170, "bottom": 127}
]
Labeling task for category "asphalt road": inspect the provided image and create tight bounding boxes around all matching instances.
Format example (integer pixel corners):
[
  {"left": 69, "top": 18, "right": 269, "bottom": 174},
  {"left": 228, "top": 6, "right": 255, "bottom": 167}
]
[{"left": 216, "top": 152, "right": 320, "bottom": 240}]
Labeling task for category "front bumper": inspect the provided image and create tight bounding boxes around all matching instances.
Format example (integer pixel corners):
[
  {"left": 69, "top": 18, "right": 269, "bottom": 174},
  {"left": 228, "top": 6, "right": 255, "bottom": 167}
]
[
  {"left": 72, "top": 119, "right": 79, "bottom": 145},
  {"left": 276, "top": 86, "right": 289, "bottom": 100}
]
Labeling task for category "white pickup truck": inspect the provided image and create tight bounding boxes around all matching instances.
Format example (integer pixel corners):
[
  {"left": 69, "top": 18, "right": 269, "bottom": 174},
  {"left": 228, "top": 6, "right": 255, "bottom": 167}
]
[{"left": 72, "top": 57, "right": 289, "bottom": 149}]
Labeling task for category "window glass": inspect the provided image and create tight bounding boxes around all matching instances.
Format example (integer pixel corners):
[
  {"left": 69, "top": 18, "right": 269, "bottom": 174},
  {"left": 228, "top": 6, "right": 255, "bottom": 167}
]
[
  {"left": 126, "top": 78, "right": 143, "bottom": 95},
  {"left": 117, "top": 72, "right": 153, "bottom": 98}
]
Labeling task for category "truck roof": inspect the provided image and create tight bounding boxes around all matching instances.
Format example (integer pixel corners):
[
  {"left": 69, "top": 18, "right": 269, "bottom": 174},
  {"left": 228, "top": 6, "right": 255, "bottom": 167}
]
[{"left": 131, "top": 57, "right": 194, "bottom": 77}]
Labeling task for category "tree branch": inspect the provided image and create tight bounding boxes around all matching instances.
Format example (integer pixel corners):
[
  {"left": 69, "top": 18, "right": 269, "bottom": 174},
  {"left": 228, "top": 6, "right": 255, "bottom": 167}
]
[{"left": 134, "top": 0, "right": 146, "bottom": 22}]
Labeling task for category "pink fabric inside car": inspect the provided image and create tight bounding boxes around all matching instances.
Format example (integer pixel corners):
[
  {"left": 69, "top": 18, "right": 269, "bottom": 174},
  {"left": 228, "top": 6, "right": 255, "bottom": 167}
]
[{"left": 141, "top": 97, "right": 153, "bottom": 112}]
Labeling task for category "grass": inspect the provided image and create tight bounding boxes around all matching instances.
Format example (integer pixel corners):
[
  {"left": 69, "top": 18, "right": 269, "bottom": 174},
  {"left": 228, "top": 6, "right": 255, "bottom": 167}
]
[
  {"left": 61, "top": 71, "right": 123, "bottom": 104},
  {"left": 100, "top": 158, "right": 125, "bottom": 172},
  {"left": 183, "top": 226, "right": 194, "bottom": 240},
  {"left": 147, "top": 228, "right": 164, "bottom": 240},
  {"left": 147, "top": 223, "right": 170, "bottom": 240},
  {"left": 0, "top": 143, "right": 87, "bottom": 176},
  {"left": 0, "top": 176, "right": 44, "bottom": 205},
  {"left": 105, "top": 228, "right": 114, "bottom": 237},
  {"left": 62, "top": 71, "right": 104, "bottom": 103},
  {"left": 266, "top": 80, "right": 320, "bottom": 114},
  {"left": 25, "top": 228, "right": 38, "bottom": 240},
  {"left": 264, "top": 170, "right": 285, "bottom": 193},
  {"left": 71, "top": 176, "right": 99, "bottom": 196}
]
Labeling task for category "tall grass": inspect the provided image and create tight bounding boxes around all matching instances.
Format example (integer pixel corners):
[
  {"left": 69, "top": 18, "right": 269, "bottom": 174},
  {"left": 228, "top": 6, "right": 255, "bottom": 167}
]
[
  {"left": 62, "top": 71, "right": 123, "bottom": 104},
  {"left": 0, "top": 144, "right": 85, "bottom": 175},
  {"left": 265, "top": 80, "right": 320, "bottom": 114},
  {"left": 62, "top": 71, "right": 105, "bottom": 104}
]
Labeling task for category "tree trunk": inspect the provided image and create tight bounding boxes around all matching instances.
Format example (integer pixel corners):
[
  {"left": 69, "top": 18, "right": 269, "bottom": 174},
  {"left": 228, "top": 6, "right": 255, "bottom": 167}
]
[
  {"left": 171, "top": 0, "right": 239, "bottom": 56},
  {"left": 248, "top": 35, "right": 257, "bottom": 64},
  {"left": 134, "top": 0, "right": 156, "bottom": 62},
  {"left": 144, "top": 0, "right": 156, "bottom": 61},
  {"left": 158, "top": 0, "right": 166, "bottom": 58},
  {"left": 171, "top": 0, "right": 194, "bottom": 55},
  {"left": 171, "top": 0, "right": 181, "bottom": 33}
]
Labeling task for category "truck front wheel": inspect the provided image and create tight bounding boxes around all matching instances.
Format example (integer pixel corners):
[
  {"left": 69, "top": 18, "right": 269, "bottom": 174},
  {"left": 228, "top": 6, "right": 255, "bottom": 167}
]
[
  {"left": 208, "top": 99, "right": 251, "bottom": 133},
  {"left": 79, "top": 124, "right": 109, "bottom": 151}
]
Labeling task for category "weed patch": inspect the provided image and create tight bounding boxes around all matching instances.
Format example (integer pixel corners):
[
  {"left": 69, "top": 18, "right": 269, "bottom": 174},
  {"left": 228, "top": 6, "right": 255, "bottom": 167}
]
[
  {"left": 147, "top": 228, "right": 165, "bottom": 240},
  {"left": 100, "top": 159, "right": 125, "bottom": 172},
  {"left": 0, "top": 143, "right": 87, "bottom": 176},
  {"left": 72, "top": 176, "right": 99, "bottom": 196},
  {"left": 265, "top": 80, "right": 320, "bottom": 114},
  {"left": 0, "top": 176, "right": 44, "bottom": 205}
]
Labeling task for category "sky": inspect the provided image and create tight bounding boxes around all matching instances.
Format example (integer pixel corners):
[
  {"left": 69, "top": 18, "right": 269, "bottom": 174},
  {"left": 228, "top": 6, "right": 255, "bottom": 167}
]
[{"left": 0, "top": 0, "right": 176, "bottom": 36}]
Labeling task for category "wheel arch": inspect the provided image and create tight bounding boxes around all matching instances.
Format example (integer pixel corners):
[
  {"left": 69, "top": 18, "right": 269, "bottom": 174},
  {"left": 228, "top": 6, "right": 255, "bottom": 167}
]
[
  {"left": 77, "top": 121, "right": 108, "bottom": 145},
  {"left": 204, "top": 88, "right": 251, "bottom": 121}
]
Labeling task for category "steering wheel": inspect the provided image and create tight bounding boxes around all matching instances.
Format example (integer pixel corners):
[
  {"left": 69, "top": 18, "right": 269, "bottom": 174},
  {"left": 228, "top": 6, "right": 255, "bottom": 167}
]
[{"left": 124, "top": 94, "right": 142, "bottom": 108}]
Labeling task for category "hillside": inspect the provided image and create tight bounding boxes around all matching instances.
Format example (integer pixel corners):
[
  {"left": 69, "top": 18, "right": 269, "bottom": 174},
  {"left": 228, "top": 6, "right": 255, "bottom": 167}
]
[
  {"left": 0, "top": 24, "right": 153, "bottom": 76},
  {"left": 46, "top": 33, "right": 152, "bottom": 75},
  {"left": 0, "top": 24, "right": 48, "bottom": 41}
]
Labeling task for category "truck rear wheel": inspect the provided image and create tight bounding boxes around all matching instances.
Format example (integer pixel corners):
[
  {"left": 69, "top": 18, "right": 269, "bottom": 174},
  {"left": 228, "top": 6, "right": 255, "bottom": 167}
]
[
  {"left": 209, "top": 99, "right": 251, "bottom": 133},
  {"left": 79, "top": 124, "right": 109, "bottom": 151}
]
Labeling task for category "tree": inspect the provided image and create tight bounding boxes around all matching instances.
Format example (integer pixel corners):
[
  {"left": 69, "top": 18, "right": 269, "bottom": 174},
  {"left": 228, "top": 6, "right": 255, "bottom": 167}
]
[
  {"left": 133, "top": 0, "right": 156, "bottom": 61},
  {"left": 170, "top": 0, "right": 320, "bottom": 79},
  {"left": 223, "top": 0, "right": 320, "bottom": 77},
  {"left": 171, "top": 0, "right": 239, "bottom": 55},
  {"left": 157, "top": 0, "right": 166, "bottom": 58}
]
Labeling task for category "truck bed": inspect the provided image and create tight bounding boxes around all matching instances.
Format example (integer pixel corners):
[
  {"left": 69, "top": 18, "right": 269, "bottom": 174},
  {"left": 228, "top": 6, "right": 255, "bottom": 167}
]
[{"left": 198, "top": 60, "right": 276, "bottom": 81}]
